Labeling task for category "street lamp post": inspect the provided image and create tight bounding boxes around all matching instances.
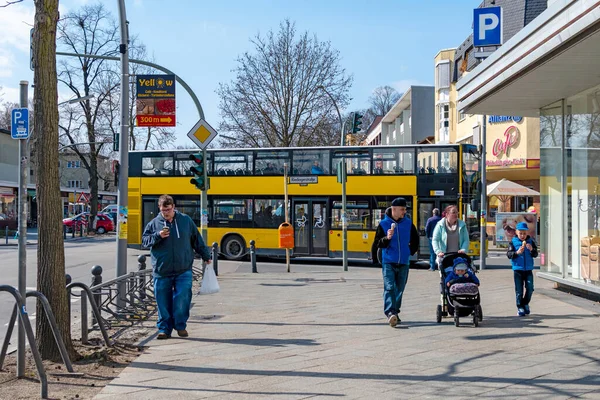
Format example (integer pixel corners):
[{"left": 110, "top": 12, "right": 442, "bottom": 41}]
[
  {"left": 317, "top": 85, "right": 348, "bottom": 271},
  {"left": 116, "top": 0, "right": 130, "bottom": 308}
]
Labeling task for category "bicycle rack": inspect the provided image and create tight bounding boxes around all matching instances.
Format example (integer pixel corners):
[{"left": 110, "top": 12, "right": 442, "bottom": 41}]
[
  {"left": 0, "top": 285, "right": 48, "bottom": 399},
  {"left": 0, "top": 291, "right": 76, "bottom": 374}
]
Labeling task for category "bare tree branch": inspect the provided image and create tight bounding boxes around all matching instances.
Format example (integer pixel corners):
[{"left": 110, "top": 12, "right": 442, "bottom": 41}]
[
  {"left": 0, "top": 0, "right": 23, "bottom": 8},
  {"left": 217, "top": 19, "right": 352, "bottom": 148}
]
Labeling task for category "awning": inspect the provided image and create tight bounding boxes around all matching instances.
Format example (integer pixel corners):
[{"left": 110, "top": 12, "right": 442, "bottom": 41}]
[{"left": 487, "top": 178, "right": 540, "bottom": 198}]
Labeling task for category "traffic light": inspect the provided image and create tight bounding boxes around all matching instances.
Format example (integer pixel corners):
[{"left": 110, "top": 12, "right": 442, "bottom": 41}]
[
  {"left": 189, "top": 152, "right": 206, "bottom": 191},
  {"left": 351, "top": 112, "right": 363, "bottom": 133}
]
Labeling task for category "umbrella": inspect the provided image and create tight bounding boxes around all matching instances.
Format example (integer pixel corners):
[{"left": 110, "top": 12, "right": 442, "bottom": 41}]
[{"left": 487, "top": 178, "right": 540, "bottom": 211}]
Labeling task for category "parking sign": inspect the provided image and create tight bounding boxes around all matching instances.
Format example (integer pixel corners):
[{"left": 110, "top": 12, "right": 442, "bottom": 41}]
[
  {"left": 11, "top": 108, "right": 29, "bottom": 139},
  {"left": 474, "top": 6, "right": 503, "bottom": 47}
]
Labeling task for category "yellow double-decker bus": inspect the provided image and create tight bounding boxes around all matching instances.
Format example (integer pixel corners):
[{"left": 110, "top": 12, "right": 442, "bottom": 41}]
[{"left": 127, "top": 144, "right": 481, "bottom": 263}]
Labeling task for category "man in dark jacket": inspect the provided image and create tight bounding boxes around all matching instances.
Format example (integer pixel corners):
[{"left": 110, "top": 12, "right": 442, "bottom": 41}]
[
  {"left": 142, "top": 195, "right": 211, "bottom": 339},
  {"left": 425, "top": 208, "right": 442, "bottom": 271},
  {"left": 373, "top": 197, "right": 419, "bottom": 327}
]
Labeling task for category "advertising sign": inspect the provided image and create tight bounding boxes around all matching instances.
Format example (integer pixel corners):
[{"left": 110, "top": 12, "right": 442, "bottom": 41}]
[
  {"left": 495, "top": 212, "right": 537, "bottom": 244},
  {"left": 136, "top": 75, "right": 176, "bottom": 127}
]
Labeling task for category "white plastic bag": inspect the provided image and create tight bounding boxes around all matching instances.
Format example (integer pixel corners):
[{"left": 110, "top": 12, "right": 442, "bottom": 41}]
[{"left": 199, "top": 265, "right": 220, "bottom": 295}]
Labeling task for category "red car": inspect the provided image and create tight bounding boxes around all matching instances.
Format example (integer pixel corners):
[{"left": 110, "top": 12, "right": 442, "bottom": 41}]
[{"left": 62, "top": 212, "right": 114, "bottom": 234}]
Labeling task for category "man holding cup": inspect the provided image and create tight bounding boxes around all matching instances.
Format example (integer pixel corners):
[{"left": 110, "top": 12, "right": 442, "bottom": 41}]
[
  {"left": 142, "top": 194, "right": 211, "bottom": 339},
  {"left": 373, "top": 197, "right": 419, "bottom": 327}
]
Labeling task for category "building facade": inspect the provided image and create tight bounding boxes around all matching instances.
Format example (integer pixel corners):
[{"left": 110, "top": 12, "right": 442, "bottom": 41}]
[
  {"left": 434, "top": 49, "right": 457, "bottom": 144},
  {"left": 448, "top": 0, "right": 547, "bottom": 237},
  {"left": 0, "top": 127, "right": 117, "bottom": 228},
  {"left": 458, "top": 0, "right": 600, "bottom": 293},
  {"left": 364, "top": 86, "right": 434, "bottom": 147}
]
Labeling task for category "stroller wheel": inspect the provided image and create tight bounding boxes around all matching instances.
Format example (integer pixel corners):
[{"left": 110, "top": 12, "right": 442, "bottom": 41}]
[
  {"left": 473, "top": 310, "right": 479, "bottom": 327},
  {"left": 436, "top": 305, "right": 442, "bottom": 323},
  {"left": 477, "top": 305, "right": 483, "bottom": 321},
  {"left": 454, "top": 316, "right": 460, "bottom": 327}
]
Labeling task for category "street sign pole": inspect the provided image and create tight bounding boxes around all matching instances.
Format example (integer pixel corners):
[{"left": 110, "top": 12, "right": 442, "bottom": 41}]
[
  {"left": 17, "top": 81, "right": 29, "bottom": 377},
  {"left": 116, "top": 0, "right": 129, "bottom": 309},
  {"left": 201, "top": 148, "right": 208, "bottom": 244}
]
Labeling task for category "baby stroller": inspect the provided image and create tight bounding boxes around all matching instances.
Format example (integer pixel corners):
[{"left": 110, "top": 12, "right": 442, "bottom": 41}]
[{"left": 435, "top": 253, "right": 483, "bottom": 327}]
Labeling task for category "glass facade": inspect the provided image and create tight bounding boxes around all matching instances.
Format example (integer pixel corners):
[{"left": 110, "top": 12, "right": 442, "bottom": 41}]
[{"left": 540, "top": 85, "right": 600, "bottom": 287}]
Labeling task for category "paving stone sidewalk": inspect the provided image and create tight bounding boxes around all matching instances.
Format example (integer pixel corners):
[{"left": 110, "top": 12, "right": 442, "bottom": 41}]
[{"left": 95, "top": 264, "right": 600, "bottom": 399}]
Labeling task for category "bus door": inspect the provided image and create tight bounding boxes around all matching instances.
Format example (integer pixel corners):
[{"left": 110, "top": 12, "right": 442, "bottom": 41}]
[
  {"left": 417, "top": 199, "right": 454, "bottom": 259},
  {"left": 142, "top": 197, "right": 159, "bottom": 233},
  {"left": 292, "top": 199, "right": 328, "bottom": 256}
]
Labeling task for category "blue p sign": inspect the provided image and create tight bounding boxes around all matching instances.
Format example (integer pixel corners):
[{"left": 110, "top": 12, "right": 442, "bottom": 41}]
[{"left": 474, "top": 7, "right": 502, "bottom": 47}]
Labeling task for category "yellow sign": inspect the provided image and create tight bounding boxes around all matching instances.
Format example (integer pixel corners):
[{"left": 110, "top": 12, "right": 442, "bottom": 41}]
[
  {"left": 118, "top": 221, "right": 127, "bottom": 239},
  {"left": 187, "top": 119, "right": 218, "bottom": 149}
]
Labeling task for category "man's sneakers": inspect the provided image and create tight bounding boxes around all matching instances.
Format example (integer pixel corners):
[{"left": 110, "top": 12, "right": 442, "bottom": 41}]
[
  {"left": 524, "top": 305, "right": 531, "bottom": 315},
  {"left": 387, "top": 314, "right": 398, "bottom": 327},
  {"left": 517, "top": 307, "right": 526, "bottom": 317},
  {"left": 157, "top": 332, "right": 171, "bottom": 340},
  {"left": 177, "top": 329, "right": 189, "bottom": 337}
]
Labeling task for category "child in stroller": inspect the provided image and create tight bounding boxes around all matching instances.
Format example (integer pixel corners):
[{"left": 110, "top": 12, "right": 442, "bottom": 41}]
[{"left": 435, "top": 253, "right": 483, "bottom": 327}]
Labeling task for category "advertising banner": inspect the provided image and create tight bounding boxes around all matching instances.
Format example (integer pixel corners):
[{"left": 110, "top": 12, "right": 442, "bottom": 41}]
[{"left": 495, "top": 212, "right": 537, "bottom": 244}]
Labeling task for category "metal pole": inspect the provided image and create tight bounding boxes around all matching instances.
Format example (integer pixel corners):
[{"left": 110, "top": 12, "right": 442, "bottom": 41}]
[
  {"left": 17, "top": 80, "right": 28, "bottom": 377},
  {"left": 317, "top": 86, "right": 347, "bottom": 271},
  {"left": 479, "top": 115, "right": 487, "bottom": 271},
  {"left": 201, "top": 148, "right": 208, "bottom": 244},
  {"left": 284, "top": 163, "right": 290, "bottom": 272},
  {"left": 116, "top": 0, "right": 129, "bottom": 308}
]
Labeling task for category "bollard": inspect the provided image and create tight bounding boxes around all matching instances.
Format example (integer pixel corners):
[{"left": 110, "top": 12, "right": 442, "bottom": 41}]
[
  {"left": 250, "top": 240, "right": 257, "bottom": 273},
  {"left": 63, "top": 224, "right": 66, "bottom": 240},
  {"left": 79, "top": 222, "right": 83, "bottom": 237},
  {"left": 66, "top": 274, "right": 72, "bottom": 319},
  {"left": 137, "top": 255, "right": 146, "bottom": 300},
  {"left": 71, "top": 224, "right": 75, "bottom": 239},
  {"left": 4, "top": 226, "right": 7, "bottom": 245},
  {"left": 90, "top": 265, "right": 102, "bottom": 325},
  {"left": 212, "top": 242, "right": 219, "bottom": 276}
]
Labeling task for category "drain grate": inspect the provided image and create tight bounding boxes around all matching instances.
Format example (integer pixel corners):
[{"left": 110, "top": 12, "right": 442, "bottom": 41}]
[{"left": 294, "top": 277, "right": 346, "bottom": 283}]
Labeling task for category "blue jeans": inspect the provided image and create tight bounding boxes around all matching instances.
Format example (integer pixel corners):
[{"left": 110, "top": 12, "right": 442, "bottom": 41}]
[
  {"left": 513, "top": 270, "right": 534, "bottom": 307},
  {"left": 382, "top": 263, "right": 410, "bottom": 316},
  {"left": 428, "top": 239, "right": 436, "bottom": 270},
  {"left": 154, "top": 269, "right": 193, "bottom": 335}
]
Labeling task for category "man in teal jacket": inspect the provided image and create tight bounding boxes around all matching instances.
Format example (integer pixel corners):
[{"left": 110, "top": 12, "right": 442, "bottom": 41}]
[{"left": 142, "top": 195, "right": 211, "bottom": 339}]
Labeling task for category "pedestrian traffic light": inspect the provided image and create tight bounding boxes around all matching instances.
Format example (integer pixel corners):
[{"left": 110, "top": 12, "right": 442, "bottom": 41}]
[
  {"left": 189, "top": 152, "right": 206, "bottom": 191},
  {"left": 351, "top": 112, "right": 363, "bottom": 134}
]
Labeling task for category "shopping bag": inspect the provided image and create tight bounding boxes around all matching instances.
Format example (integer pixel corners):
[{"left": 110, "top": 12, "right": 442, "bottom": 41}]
[{"left": 199, "top": 265, "right": 220, "bottom": 295}]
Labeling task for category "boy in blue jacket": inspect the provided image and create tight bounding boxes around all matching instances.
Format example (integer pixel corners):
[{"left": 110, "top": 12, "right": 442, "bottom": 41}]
[{"left": 507, "top": 221, "right": 538, "bottom": 316}]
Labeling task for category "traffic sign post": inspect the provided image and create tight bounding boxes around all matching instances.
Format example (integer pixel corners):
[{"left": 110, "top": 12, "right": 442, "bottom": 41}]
[
  {"left": 187, "top": 119, "right": 218, "bottom": 245},
  {"left": 12, "top": 82, "right": 29, "bottom": 377}
]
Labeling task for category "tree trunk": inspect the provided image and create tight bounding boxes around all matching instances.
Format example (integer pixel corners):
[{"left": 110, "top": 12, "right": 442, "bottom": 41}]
[
  {"left": 33, "top": 0, "right": 78, "bottom": 361},
  {"left": 89, "top": 151, "right": 99, "bottom": 225}
]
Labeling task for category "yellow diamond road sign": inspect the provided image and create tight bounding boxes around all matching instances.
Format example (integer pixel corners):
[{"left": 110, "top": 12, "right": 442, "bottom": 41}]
[{"left": 187, "top": 119, "right": 218, "bottom": 149}]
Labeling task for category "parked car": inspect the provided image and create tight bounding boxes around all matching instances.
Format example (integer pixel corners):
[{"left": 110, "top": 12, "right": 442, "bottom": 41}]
[
  {"left": 100, "top": 204, "right": 118, "bottom": 224},
  {"left": 62, "top": 212, "right": 114, "bottom": 234}
]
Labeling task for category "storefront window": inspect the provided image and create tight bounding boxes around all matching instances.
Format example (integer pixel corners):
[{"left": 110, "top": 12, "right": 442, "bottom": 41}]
[
  {"left": 0, "top": 188, "right": 17, "bottom": 229},
  {"left": 566, "top": 84, "right": 600, "bottom": 285},
  {"left": 540, "top": 100, "right": 565, "bottom": 277}
]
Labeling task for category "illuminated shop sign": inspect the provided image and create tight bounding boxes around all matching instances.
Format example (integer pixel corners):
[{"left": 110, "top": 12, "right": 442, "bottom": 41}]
[{"left": 488, "top": 115, "right": 523, "bottom": 124}]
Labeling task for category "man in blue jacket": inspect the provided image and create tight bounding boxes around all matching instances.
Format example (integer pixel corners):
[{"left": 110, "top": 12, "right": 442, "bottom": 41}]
[
  {"left": 373, "top": 197, "right": 419, "bottom": 327},
  {"left": 507, "top": 221, "right": 538, "bottom": 316},
  {"left": 142, "top": 195, "right": 211, "bottom": 339},
  {"left": 425, "top": 208, "right": 442, "bottom": 271}
]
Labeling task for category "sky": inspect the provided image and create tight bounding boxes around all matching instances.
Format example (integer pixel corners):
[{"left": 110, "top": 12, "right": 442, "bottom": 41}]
[{"left": 0, "top": 0, "right": 479, "bottom": 147}]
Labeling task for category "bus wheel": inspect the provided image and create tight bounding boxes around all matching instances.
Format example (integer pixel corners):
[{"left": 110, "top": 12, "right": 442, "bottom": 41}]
[{"left": 222, "top": 235, "right": 246, "bottom": 261}]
